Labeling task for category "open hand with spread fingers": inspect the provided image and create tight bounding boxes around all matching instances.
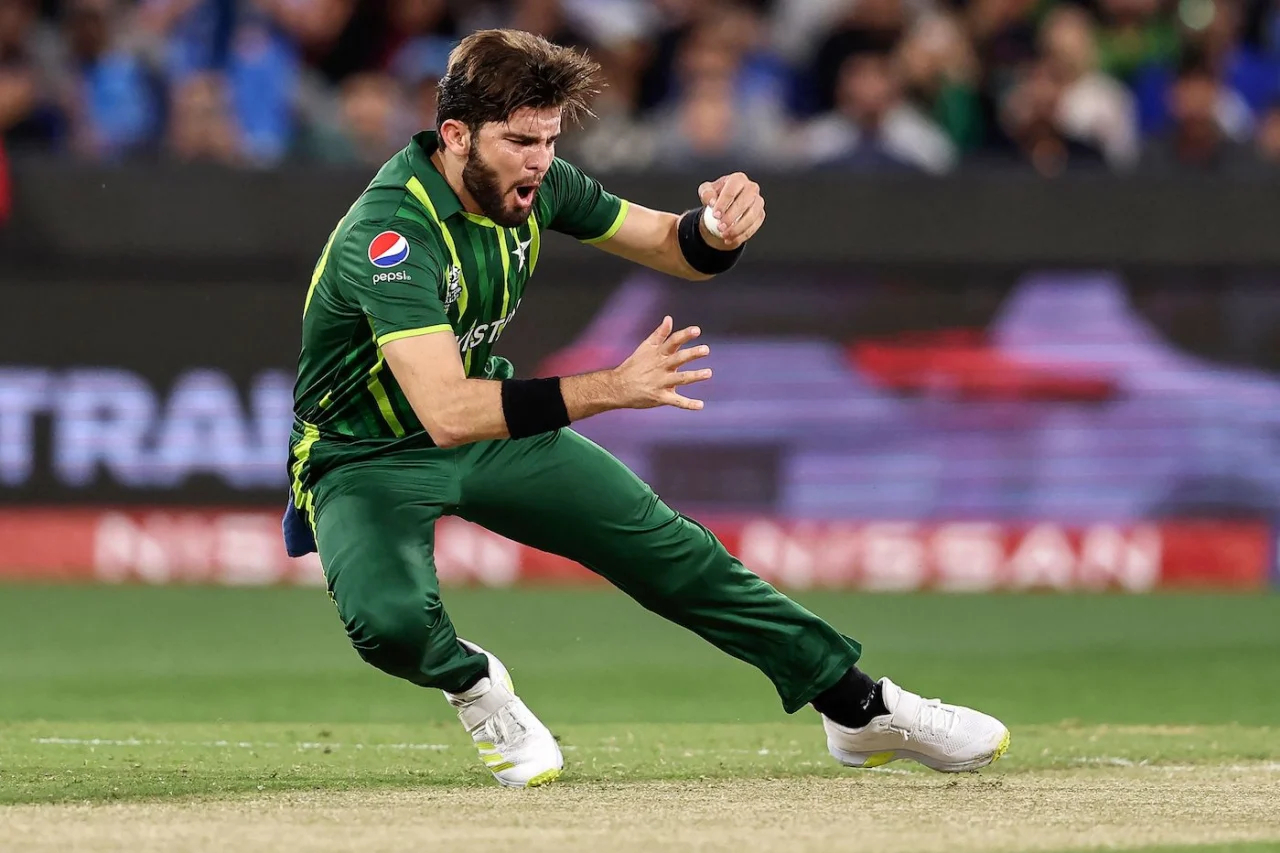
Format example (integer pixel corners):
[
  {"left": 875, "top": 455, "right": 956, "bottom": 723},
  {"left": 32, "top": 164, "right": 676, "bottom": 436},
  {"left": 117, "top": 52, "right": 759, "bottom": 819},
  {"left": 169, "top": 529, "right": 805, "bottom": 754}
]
[{"left": 613, "top": 316, "right": 713, "bottom": 411}]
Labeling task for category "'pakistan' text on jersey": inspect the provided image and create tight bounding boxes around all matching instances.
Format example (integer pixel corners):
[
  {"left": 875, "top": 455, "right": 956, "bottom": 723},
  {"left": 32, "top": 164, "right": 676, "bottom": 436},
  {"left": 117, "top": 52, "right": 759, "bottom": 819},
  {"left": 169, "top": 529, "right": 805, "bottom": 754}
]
[{"left": 288, "top": 131, "right": 628, "bottom": 513}]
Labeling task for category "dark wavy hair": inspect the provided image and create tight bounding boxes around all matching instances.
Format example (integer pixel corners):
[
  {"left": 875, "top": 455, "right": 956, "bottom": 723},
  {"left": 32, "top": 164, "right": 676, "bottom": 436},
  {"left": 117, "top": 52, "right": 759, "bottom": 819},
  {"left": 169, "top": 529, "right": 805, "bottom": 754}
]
[{"left": 435, "top": 29, "right": 603, "bottom": 131}]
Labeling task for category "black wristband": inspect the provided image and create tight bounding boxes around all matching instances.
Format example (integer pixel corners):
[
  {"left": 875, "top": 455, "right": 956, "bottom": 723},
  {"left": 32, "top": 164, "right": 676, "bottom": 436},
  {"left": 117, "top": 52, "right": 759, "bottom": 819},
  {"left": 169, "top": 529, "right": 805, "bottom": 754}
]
[
  {"left": 501, "top": 377, "right": 570, "bottom": 439},
  {"left": 678, "top": 207, "right": 744, "bottom": 275}
]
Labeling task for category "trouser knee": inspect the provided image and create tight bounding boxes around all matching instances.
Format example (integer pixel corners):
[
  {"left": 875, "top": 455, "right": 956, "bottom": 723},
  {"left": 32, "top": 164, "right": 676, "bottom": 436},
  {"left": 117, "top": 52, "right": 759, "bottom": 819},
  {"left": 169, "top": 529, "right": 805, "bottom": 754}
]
[{"left": 344, "top": 598, "right": 448, "bottom": 685}]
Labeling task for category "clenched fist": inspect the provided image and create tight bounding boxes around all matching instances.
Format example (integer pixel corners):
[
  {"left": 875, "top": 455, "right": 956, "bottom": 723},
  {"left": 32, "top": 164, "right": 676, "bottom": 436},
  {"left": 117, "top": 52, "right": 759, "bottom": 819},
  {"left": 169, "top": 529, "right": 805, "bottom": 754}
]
[{"left": 697, "top": 172, "right": 766, "bottom": 250}]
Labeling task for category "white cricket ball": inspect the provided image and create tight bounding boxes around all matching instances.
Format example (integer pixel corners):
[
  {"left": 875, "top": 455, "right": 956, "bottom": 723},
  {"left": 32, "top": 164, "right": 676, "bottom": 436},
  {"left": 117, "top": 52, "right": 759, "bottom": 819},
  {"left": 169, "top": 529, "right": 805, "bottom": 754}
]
[{"left": 702, "top": 205, "right": 723, "bottom": 238}]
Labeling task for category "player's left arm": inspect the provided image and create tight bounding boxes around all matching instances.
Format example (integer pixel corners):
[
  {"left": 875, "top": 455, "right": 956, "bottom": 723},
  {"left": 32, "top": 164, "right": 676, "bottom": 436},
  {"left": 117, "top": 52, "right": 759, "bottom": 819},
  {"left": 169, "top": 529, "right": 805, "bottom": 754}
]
[{"left": 595, "top": 173, "right": 766, "bottom": 282}]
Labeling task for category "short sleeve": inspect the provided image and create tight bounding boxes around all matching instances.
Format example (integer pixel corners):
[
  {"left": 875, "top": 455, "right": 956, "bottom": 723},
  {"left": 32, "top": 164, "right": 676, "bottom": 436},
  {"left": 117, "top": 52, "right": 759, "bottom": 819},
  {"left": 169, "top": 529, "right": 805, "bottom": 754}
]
[
  {"left": 541, "top": 157, "right": 629, "bottom": 243},
  {"left": 338, "top": 221, "right": 452, "bottom": 348}
]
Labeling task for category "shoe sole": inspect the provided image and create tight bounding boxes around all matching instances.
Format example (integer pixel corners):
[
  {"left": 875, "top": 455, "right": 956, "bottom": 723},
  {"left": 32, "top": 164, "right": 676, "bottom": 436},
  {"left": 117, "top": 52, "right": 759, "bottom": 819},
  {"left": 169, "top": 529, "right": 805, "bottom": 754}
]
[
  {"left": 526, "top": 768, "right": 562, "bottom": 787},
  {"left": 495, "top": 767, "right": 563, "bottom": 789},
  {"left": 832, "top": 728, "right": 1011, "bottom": 773}
]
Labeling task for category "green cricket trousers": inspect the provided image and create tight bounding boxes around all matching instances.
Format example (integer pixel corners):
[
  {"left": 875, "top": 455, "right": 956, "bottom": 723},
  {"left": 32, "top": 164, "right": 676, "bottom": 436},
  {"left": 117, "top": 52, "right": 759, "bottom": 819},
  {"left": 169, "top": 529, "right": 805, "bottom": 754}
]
[{"left": 311, "top": 428, "right": 862, "bottom": 713}]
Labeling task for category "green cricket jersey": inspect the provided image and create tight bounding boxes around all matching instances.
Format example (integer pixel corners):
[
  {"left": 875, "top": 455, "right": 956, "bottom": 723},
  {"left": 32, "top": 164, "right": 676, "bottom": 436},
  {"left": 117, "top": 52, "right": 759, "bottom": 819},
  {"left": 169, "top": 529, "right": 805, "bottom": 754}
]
[{"left": 288, "top": 130, "right": 629, "bottom": 511}]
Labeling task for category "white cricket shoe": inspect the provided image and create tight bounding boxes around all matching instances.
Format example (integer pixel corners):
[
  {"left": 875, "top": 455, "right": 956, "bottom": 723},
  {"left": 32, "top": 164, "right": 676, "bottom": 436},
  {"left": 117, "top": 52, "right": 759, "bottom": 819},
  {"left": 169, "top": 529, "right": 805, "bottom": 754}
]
[
  {"left": 445, "top": 640, "right": 563, "bottom": 788},
  {"left": 823, "top": 677, "right": 1010, "bottom": 772}
]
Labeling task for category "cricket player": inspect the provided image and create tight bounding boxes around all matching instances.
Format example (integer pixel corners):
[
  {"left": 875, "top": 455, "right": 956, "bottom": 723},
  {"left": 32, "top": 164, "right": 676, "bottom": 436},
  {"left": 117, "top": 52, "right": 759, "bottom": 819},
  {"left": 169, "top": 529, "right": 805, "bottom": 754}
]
[{"left": 283, "top": 29, "right": 1010, "bottom": 788}]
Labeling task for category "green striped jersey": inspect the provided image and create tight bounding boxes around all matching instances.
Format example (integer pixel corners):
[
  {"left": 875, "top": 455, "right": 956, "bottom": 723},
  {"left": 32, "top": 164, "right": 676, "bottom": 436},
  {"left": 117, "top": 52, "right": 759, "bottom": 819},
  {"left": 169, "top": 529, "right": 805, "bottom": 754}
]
[{"left": 287, "top": 131, "right": 627, "bottom": 503}]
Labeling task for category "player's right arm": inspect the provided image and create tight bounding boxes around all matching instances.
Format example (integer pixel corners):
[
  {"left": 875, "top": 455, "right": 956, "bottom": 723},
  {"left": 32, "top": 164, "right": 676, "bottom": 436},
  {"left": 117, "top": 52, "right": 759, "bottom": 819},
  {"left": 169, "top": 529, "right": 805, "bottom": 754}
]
[{"left": 383, "top": 316, "right": 712, "bottom": 449}]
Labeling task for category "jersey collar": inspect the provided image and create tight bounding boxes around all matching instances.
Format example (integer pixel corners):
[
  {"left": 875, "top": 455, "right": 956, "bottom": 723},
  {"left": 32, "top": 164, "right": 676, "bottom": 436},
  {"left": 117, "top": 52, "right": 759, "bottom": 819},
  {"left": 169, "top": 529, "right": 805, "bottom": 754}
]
[{"left": 408, "top": 130, "right": 464, "bottom": 220}]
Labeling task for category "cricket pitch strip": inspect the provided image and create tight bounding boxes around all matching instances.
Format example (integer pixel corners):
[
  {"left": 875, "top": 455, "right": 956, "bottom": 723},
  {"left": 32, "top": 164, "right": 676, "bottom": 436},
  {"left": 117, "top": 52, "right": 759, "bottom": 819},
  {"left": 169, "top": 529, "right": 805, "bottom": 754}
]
[{"left": 6, "top": 765, "right": 1280, "bottom": 853}]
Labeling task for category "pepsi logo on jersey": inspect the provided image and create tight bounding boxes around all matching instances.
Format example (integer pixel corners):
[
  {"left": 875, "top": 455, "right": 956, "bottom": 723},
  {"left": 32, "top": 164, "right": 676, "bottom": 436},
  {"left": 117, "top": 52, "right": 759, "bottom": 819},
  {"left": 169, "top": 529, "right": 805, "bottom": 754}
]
[{"left": 368, "top": 231, "right": 410, "bottom": 268}]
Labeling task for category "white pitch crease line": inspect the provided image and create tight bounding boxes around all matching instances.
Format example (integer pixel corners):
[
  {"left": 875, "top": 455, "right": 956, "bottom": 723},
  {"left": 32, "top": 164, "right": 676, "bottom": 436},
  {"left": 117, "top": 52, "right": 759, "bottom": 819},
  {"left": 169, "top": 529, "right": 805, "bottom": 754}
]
[
  {"left": 1068, "top": 757, "right": 1280, "bottom": 772},
  {"left": 27, "top": 739, "right": 800, "bottom": 756},
  {"left": 1070, "top": 756, "right": 1144, "bottom": 767},
  {"left": 1155, "top": 762, "right": 1280, "bottom": 772},
  {"left": 34, "top": 738, "right": 154, "bottom": 746},
  {"left": 30, "top": 737, "right": 452, "bottom": 751}
]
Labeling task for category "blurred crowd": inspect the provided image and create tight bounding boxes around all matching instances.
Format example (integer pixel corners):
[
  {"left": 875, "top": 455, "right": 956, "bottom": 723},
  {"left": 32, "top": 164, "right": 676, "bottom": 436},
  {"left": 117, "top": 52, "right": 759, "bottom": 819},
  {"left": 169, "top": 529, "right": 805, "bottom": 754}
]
[{"left": 2, "top": 0, "right": 1280, "bottom": 175}]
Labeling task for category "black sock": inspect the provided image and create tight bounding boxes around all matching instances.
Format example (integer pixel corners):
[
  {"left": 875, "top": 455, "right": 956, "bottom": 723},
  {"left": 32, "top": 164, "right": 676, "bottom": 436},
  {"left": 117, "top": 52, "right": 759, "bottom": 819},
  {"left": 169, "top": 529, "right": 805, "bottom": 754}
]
[{"left": 812, "top": 667, "right": 888, "bottom": 729}]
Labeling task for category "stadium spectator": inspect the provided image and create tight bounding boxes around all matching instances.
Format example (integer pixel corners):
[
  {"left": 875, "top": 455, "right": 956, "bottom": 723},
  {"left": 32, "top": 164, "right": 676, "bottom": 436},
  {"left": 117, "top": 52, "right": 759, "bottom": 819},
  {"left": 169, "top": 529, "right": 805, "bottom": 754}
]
[
  {"left": 509, "top": 0, "right": 592, "bottom": 50},
  {"left": 131, "top": 0, "right": 297, "bottom": 165},
  {"left": 807, "top": 0, "right": 908, "bottom": 115},
  {"left": 965, "top": 0, "right": 1043, "bottom": 96},
  {"left": 1131, "top": 0, "right": 1276, "bottom": 139},
  {"left": 254, "top": 0, "right": 382, "bottom": 86},
  {"left": 296, "top": 70, "right": 408, "bottom": 166},
  {"left": 339, "top": 70, "right": 410, "bottom": 165},
  {"left": 771, "top": 0, "right": 864, "bottom": 67},
  {"left": 165, "top": 69, "right": 240, "bottom": 164},
  {"left": 713, "top": 0, "right": 794, "bottom": 116},
  {"left": 558, "top": 40, "right": 657, "bottom": 172},
  {"left": 225, "top": 10, "right": 299, "bottom": 166},
  {"left": 648, "top": 17, "right": 787, "bottom": 169},
  {"left": 384, "top": 0, "right": 455, "bottom": 87},
  {"left": 636, "top": 0, "right": 711, "bottom": 113},
  {"left": 1039, "top": 4, "right": 1140, "bottom": 170},
  {"left": 1139, "top": 59, "right": 1258, "bottom": 172},
  {"left": 0, "top": 0, "right": 1278, "bottom": 174},
  {"left": 985, "top": 57, "right": 1109, "bottom": 175},
  {"left": 897, "top": 10, "right": 985, "bottom": 153},
  {"left": 135, "top": 0, "right": 235, "bottom": 80},
  {"left": 59, "top": 0, "right": 159, "bottom": 161},
  {"left": 1, "top": 0, "right": 62, "bottom": 152},
  {"left": 1256, "top": 98, "right": 1280, "bottom": 164},
  {"left": 648, "top": 61, "right": 761, "bottom": 170},
  {"left": 1190, "top": 0, "right": 1277, "bottom": 120},
  {"left": 381, "top": 0, "right": 451, "bottom": 135},
  {"left": 410, "top": 70, "right": 438, "bottom": 131},
  {"left": 800, "top": 49, "right": 957, "bottom": 173},
  {"left": 1093, "top": 0, "right": 1181, "bottom": 84},
  {"left": 643, "top": 1, "right": 791, "bottom": 116}
]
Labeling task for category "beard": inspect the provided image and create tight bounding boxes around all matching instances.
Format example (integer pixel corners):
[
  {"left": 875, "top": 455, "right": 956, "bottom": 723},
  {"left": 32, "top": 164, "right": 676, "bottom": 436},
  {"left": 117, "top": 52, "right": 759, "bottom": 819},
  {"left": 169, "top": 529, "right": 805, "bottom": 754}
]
[{"left": 461, "top": 148, "right": 534, "bottom": 227}]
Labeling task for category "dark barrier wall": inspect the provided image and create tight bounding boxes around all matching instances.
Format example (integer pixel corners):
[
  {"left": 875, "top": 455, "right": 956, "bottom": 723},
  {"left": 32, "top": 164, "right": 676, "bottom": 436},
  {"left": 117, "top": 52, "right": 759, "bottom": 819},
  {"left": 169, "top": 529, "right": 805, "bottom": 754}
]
[
  {"left": 5, "top": 265, "right": 1280, "bottom": 516},
  {"left": 5, "top": 160, "right": 1280, "bottom": 272}
]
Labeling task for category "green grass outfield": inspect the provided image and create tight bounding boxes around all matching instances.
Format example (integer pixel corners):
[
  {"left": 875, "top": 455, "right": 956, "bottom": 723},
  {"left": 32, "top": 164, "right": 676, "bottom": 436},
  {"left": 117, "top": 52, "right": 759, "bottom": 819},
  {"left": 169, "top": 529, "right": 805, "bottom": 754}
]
[
  {"left": 2, "top": 584, "right": 1280, "bottom": 850},
  {"left": 3, "top": 586, "right": 1279, "bottom": 727},
  {"left": 2, "top": 585, "right": 1279, "bottom": 853}
]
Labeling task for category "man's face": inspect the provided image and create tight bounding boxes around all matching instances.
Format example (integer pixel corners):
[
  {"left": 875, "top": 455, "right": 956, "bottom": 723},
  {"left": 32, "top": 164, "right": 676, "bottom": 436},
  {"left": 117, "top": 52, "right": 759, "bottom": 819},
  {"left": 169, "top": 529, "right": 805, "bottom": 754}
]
[
  {"left": 462, "top": 107, "right": 560, "bottom": 228},
  {"left": 0, "top": 1, "right": 36, "bottom": 54},
  {"left": 1172, "top": 75, "right": 1219, "bottom": 129},
  {"left": 839, "top": 54, "right": 898, "bottom": 128},
  {"left": 67, "top": 0, "right": 110, "bottom": 61}
]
